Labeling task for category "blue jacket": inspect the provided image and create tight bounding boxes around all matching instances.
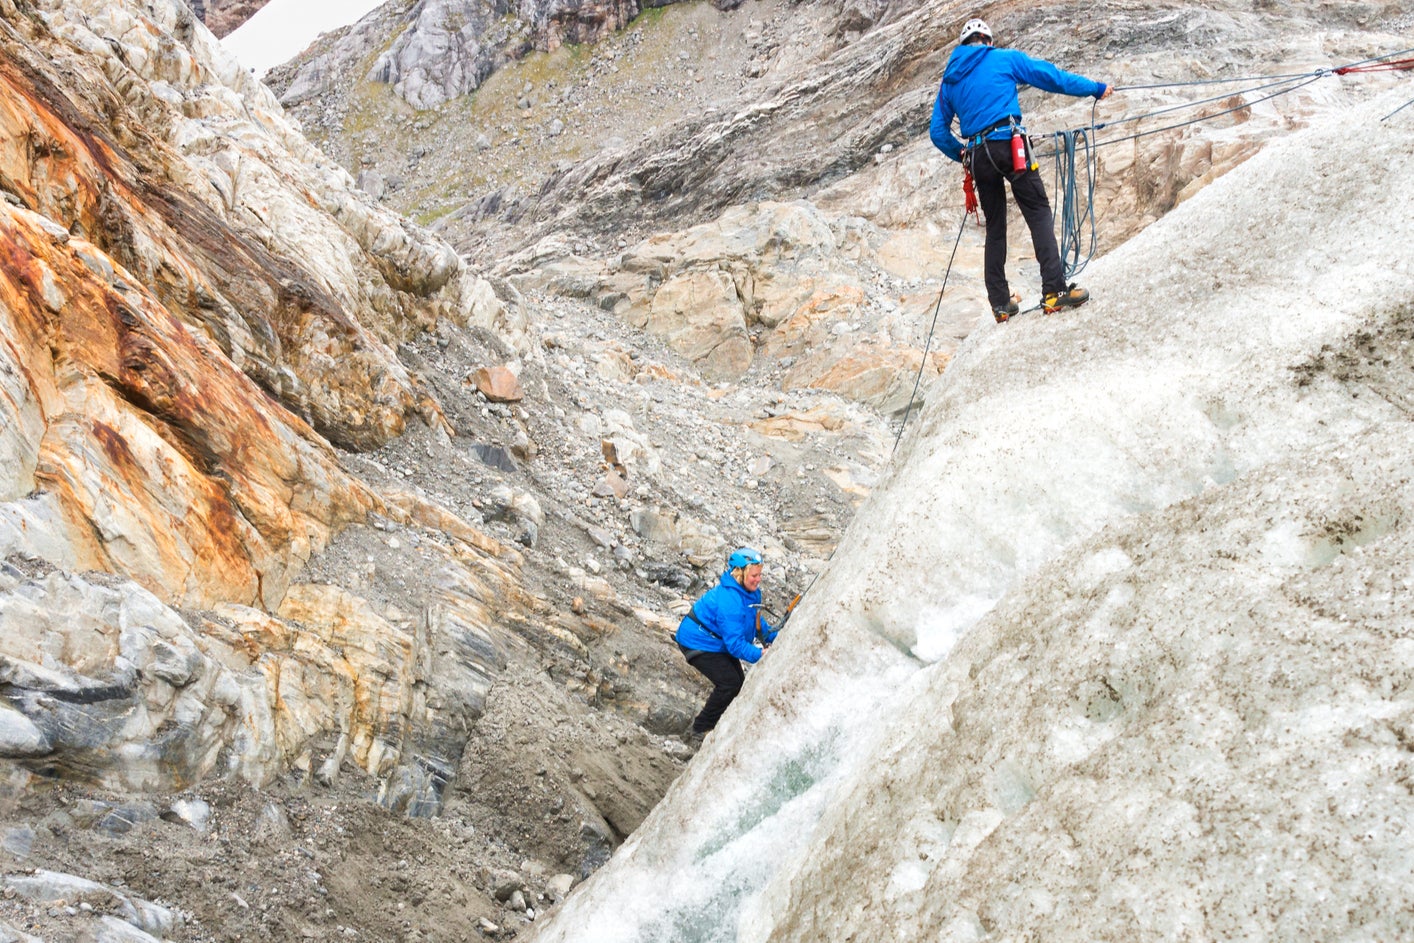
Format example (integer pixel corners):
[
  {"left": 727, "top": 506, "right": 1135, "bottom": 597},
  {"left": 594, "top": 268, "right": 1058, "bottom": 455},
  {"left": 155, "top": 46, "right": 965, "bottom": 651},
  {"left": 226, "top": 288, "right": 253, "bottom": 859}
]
[
  {"left": 930, "top": 44, "right": 1107, "bottom": 163},
  {"left": 675, "top": 571, "right": 777, "bottom": 664}
]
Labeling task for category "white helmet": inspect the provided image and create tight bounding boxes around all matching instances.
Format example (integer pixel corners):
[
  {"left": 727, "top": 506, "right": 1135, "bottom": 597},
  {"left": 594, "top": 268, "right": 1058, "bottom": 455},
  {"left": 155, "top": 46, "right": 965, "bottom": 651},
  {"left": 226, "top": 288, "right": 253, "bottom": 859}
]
[{"left": 959, "top": 17, "right": 992, "bottom": 44}]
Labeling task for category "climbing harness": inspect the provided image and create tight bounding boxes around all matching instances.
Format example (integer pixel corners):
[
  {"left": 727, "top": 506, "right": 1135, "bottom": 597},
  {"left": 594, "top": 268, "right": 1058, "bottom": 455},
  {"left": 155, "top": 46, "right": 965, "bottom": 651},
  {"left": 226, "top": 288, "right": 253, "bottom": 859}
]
[
  {"left": 684, "top": 606, "right": 722, "bottom": 641},
  {"left": 964, "top": 115, "right": 1034, "bottom": 179}
]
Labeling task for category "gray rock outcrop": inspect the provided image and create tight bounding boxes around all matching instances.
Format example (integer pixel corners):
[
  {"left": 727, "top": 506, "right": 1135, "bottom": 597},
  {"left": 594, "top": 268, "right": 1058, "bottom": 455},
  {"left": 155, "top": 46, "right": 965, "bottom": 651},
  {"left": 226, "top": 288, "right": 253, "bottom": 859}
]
[
  {"left": 367, "top": 0, "right": 513, "bottom": 111},
  {"left": 281, "top": 0, "right": 750, "bottom": 112}
]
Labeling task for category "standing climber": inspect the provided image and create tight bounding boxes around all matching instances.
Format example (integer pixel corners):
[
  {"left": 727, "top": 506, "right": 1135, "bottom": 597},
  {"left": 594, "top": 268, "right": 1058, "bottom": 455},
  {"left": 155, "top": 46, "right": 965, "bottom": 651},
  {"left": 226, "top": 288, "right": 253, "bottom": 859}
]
[
  {"left": 675, "top": 547, "right": 778, "bottom": 746},
  {"left": 930, "top": 17, "right": 1112, "bottom": 322}
]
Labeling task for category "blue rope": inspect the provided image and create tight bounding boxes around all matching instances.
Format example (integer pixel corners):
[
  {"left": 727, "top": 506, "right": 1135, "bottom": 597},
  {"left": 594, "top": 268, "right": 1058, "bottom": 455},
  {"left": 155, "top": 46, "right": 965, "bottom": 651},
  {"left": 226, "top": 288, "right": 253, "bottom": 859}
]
[{"left": 1049, "top": 125, "right": 1099, "bottom": 281}]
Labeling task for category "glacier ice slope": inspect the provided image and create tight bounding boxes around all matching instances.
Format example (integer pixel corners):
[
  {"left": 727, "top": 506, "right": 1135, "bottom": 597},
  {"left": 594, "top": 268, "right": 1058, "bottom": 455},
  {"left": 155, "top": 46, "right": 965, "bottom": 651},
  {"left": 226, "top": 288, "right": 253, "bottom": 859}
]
[{"left": 526, "top": 86, "right": 1414, "bottom": 942}]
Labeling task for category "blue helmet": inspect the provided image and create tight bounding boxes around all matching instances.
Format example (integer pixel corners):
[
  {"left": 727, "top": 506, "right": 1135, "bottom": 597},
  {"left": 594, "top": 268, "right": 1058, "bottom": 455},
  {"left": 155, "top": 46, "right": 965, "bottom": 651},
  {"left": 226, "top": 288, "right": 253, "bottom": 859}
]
[{"left": 728, "top": 547, "right": 763, "bottom": 570}]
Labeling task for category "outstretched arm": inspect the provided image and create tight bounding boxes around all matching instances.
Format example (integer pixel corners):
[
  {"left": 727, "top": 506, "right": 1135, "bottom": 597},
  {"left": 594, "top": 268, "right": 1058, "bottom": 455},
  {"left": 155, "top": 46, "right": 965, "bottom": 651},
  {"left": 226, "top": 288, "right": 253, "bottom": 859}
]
[{"left": 1011, "top": 50, "right": 1108, "bottom": 100}]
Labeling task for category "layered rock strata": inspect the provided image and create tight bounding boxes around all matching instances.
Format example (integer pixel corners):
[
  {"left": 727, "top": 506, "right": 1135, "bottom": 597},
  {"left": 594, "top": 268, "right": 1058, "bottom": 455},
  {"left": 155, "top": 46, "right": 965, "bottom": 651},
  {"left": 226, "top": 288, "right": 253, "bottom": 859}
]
[
  {"left": 503, "top": 200, "right": 951, "bottom": 405},
  {"left": 0, "top": 0, "right": 527, "bottom": 813}
]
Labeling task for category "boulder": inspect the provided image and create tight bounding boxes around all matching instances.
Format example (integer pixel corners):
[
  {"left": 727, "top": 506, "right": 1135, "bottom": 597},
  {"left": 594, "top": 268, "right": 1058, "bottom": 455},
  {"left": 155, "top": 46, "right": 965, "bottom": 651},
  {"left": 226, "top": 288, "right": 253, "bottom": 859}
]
[
  {"left": 594, "top": 470, "right": 630, "bottom": 500},
  {"left": 490, "top": 869, "right": 524, "bottom": 902},
  {"left": 783, "top": 343, "right": 949, "bottom": 414},
  {"left": 472, "top": 365, "right": 524, "bottom": 402},
  {"left": 0, "top": 704, "right": 50, "bottom": 758},
  {"left": 646, "top": 270, "right": 753, "bottom": 381}
]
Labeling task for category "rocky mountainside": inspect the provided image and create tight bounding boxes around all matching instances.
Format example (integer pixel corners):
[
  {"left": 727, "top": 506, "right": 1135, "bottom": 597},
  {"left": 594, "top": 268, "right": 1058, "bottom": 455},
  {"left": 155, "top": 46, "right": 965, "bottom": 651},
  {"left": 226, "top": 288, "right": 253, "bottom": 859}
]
[
  {"left": 184, "top": 0, "right": 271, "bottom": 38},
  {"left": 270, "top": 0, "right": 1412, "bottom": 255},
  {"left": 0, "top": 0, "right": 889, "bottom": 939},
  {"left": 1, "top": 0, "right": 1412, "bottom": 941},
  {"left": 524, "top": 77, "right": 1414, "bottom": 941},
  {"left": 274, "top": 0, "right": 763, "bottom": 114},
  {"left": 267, "top": 0, "right": 1413, "bottom": 421}
]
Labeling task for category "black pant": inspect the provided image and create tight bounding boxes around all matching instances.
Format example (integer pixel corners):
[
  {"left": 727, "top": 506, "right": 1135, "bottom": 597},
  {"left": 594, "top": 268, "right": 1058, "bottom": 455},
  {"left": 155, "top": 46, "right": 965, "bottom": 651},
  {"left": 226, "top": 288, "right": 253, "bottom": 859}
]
[
  {"left": 969, "top": 138, "right": 1066, "bottom": 309},
  {"left": 684, "top": 651, "right": 744, "bottom": 734}
]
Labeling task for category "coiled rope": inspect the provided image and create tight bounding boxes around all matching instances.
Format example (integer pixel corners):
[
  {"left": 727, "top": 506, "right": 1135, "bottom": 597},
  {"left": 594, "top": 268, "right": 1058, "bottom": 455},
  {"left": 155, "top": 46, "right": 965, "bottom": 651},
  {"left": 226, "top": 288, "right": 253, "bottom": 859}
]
[{"left": 1051, "top": 125, "right": 1099, "bottom": 281}]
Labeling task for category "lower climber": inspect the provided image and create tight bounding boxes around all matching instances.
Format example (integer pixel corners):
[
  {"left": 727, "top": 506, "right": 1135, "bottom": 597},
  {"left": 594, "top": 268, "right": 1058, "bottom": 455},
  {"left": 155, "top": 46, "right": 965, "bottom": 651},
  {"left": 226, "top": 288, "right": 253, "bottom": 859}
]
[{"left": 674, "top": 547, "right": 777, "bottom": 747}]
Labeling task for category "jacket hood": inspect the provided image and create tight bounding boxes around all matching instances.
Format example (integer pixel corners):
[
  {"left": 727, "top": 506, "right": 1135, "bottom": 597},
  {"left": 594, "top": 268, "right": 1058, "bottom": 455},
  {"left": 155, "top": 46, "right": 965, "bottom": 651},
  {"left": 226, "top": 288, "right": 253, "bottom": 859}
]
[{"left": 944, "top": 43, "right": 992, "bottom": 86}]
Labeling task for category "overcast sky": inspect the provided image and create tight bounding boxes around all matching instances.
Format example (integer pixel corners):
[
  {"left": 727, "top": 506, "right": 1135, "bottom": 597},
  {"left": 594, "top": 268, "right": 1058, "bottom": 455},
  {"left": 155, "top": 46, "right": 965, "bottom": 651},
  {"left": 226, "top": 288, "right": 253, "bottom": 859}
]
[{"left": 221, "top": 0, "right": 385, "bottom": 77}]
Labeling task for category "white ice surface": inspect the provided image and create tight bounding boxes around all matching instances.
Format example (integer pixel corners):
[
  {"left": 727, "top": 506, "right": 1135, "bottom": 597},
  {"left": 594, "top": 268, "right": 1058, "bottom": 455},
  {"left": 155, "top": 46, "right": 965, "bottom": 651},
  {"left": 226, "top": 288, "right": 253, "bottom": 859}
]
[{"left": 525, "top": 84, "right": 1414, "bottom": 943}]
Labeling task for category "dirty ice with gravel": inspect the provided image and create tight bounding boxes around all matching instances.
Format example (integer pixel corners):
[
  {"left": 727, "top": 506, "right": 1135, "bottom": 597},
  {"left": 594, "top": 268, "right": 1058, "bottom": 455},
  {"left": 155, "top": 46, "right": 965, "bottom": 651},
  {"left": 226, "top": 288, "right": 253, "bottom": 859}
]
[
  {"left": 222, "top": 0, "right": 384, "bottom": 77},
  {"left": 524, "top": 86, "right": 1414, "bottom": 942}
]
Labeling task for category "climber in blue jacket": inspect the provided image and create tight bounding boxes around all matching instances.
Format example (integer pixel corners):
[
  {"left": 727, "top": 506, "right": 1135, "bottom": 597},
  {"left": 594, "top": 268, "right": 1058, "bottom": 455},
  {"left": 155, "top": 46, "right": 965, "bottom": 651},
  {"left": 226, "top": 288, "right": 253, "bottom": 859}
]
[
  {"left": 675, "top": 547, "right": 777, "bottom": 744},
  {"left": 930, "top": 17, "right": 1112, "bottom": 322}
]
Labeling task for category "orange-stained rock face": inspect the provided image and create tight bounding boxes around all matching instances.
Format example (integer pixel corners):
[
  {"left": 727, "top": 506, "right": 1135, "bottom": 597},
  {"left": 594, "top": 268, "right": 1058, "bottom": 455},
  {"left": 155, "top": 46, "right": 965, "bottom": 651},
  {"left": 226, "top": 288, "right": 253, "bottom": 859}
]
[
  {"left": 0, "top": 203, "right": 372, "bottom": 609},
  {"left": 0, "top": 0, "right": 531, "bottom": 809},
  {"left": 0, "top": 2, "right": 519, "bottom": 453},
  {"left": 0, "top": 50, "right": 413, "bottom": 452}
]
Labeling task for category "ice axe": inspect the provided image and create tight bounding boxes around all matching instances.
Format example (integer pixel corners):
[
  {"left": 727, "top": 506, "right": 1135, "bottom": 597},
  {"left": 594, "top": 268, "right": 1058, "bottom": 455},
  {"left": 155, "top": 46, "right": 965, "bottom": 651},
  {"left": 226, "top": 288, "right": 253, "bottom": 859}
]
[{"left": 758, "top": 593, "right": 803, "bottom": 643}]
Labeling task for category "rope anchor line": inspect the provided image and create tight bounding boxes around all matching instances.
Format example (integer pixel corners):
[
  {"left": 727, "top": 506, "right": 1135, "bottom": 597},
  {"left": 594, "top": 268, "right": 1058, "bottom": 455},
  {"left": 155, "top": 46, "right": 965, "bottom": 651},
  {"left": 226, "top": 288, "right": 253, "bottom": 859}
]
[{"left": 1040, "top": 44, "right": 1414, "bottom": 274}]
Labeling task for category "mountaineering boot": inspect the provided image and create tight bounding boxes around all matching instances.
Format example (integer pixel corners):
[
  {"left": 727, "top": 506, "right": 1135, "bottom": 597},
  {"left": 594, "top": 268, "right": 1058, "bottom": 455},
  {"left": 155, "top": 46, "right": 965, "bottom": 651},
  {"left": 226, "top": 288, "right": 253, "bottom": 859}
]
[
  {"left": 1042, "top": 284, "right": 1089, "bottom": 313},
  {"left": 992, "top": 301, "right": 1020, "bottom": 323}
]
